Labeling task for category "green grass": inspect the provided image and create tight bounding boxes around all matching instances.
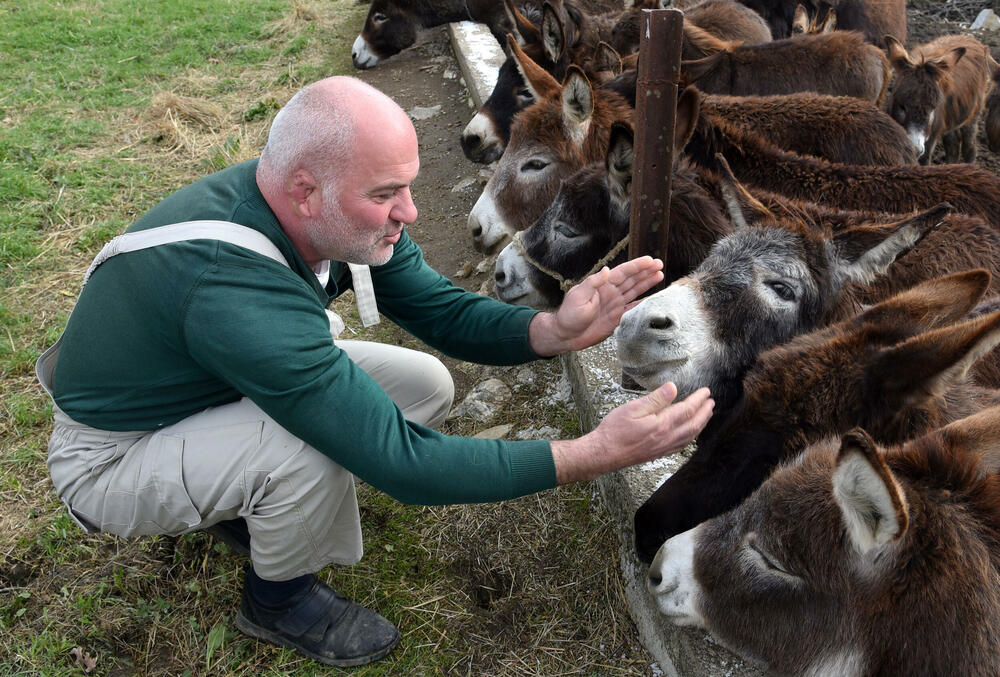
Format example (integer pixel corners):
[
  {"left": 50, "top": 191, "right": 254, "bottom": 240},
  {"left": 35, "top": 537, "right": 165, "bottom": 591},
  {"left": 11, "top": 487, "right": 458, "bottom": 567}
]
[{"left": 0, "top": 2, "right": 648, "bottom": 675}]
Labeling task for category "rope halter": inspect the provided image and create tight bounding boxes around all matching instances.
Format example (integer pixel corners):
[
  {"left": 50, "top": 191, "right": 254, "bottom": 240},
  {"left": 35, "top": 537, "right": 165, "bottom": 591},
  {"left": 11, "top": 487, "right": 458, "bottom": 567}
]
[{"left": 509, "top": 229, "right": 631, "bottom": 292}]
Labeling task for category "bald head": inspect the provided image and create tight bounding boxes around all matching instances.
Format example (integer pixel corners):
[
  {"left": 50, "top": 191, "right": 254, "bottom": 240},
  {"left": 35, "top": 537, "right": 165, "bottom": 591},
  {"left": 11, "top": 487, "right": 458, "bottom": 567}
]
[{"left": 259, "top": 76, "right": 415, "bottom": 186}]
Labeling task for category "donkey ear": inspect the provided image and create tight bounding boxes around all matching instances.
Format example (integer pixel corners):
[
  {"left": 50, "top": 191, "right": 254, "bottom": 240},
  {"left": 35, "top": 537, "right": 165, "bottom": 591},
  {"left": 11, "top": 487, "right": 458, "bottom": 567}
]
[
  {"left": 541, "top": 2, "right": 565, "bottom": 63},
  {"left": 820, "top": 7, "right": 837, "bottom": 32},
  {"left": 791, "top": 4, "right": 809, "bottom": 34},
  {"left": 833, "top": 429, "right": 909, "bottom": 556},
  {"left": 938, "top": 404, "right": 1000, "bottom": 474},
  {"left": 674, "top": 85, "right": 701, "bottom": 152},
  {"left": 607, "top": 121, "right": 635, "bottom": 209},
  {"left": 831, "top": 202, "right": 951, "bottom": 288},
  {"left": 935, "top": 46, "right": 967, "bottom": 72},
  {"left": 561, "top": 65, "right": 594, "bottom": 128},
  {"left": 714, "top": 155, "right": 773, "bottom": 230},
  {"left": 595, "top": 41, "right": 623, "bottom": 76},
  {"left": 856, "top": 269, "right": 992, "bottom": 331},
  {"left": 884, "top": 35, "right": 911, "bottom": 70},
  {"left": 504, "top": 0, "right": 541, "bottom": 47},
  {"left": 681, "top": 51, "right": 727, "bottom": 85},
  {"left": 509, "top": 34, "right": 561, "bottom": 101},
  {"left": 877, "top": 309, "right": 1000, "bottom": 404}
]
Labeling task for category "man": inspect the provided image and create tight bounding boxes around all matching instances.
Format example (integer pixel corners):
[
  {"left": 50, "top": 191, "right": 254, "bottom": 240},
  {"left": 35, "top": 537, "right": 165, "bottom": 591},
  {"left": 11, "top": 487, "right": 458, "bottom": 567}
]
[{"left": 38, "top": 76, "right": 713, "bottom": 668}]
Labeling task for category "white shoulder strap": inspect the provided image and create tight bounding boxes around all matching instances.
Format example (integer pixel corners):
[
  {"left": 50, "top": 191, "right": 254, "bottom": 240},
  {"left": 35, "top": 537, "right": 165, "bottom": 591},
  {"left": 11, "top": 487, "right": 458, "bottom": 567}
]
[{"left": 83, "top": 220, "right": 289, "bottom": 285}]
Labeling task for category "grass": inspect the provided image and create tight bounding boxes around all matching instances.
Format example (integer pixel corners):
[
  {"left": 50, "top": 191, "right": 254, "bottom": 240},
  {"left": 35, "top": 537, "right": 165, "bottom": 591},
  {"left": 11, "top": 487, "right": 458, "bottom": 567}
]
[{"left": 0, "top": 2, "right": 650, "bottom": 675}]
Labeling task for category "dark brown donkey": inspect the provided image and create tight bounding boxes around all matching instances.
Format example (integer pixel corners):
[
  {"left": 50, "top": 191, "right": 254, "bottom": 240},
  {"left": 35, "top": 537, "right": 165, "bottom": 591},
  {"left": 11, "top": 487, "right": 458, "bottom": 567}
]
[
  {"left": 680, "top": 28, "right": 890, "bottom": 103},
  {"left": 884, "top": 34, "right": 996, "bottom": 164},
  {"left": 648, "top": 406, "right": 1000, "bottom": 675},
  {"left": 632, "top": 271, "right": 1000, "bottom": 562},
  {"left": 684, "top": 98, "right": 1000, "bottom": 227}
]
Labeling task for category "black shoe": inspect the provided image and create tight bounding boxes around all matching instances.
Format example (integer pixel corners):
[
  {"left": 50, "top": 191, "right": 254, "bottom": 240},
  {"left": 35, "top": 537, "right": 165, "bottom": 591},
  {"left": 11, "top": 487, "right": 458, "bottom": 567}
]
[
  {"left": 236, "top": 574, "right": 400, "bottom": 667},
  {"left": 204, "top": 518, "right": 251, "bottom": 557}
]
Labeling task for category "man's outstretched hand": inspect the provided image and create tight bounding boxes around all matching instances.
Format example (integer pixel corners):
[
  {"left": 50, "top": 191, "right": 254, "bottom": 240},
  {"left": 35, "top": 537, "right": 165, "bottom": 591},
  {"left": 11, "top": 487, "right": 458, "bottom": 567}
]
[
  {"left": 528, "top": 256, "right": 664, "bottom": 357},
  {"left": 551, "top": 383, "right": 715, "bottom": 485}
]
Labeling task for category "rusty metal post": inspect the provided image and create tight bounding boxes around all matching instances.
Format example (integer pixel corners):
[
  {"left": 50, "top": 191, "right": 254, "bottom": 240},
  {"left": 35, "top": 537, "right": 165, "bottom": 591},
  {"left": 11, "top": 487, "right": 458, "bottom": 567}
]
[{"left": 627, "top": 8, "right": 683, "bottom": 286}]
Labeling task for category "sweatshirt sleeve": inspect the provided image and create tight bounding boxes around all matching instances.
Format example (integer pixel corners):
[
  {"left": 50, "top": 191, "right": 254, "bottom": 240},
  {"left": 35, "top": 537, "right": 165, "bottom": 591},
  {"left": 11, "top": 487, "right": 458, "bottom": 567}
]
[
  {"left": 181, "top": 261, "right": 557, "bottom": 505},
  {"left": 368, "top": 232, "right": 546, "bottom": 365}
]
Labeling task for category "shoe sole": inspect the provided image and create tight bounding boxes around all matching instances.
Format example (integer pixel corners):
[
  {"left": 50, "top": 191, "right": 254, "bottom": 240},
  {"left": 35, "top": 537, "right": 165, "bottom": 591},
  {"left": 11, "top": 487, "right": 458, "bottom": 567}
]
[{"left": 235, "top": 609, "right": 400, "bottom": 667}]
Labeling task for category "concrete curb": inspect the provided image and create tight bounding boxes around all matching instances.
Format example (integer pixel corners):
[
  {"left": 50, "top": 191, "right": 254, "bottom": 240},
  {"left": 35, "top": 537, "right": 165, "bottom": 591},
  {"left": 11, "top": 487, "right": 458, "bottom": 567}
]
[{"left": 445, "top": 20, "right": 762, "bottom": 676}]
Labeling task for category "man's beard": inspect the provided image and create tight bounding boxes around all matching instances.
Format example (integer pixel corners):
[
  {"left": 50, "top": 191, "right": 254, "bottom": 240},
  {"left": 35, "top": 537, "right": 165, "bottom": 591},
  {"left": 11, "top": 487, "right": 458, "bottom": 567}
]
[{"left": 305, "top": 194, "right": 395, "bottom": 266}]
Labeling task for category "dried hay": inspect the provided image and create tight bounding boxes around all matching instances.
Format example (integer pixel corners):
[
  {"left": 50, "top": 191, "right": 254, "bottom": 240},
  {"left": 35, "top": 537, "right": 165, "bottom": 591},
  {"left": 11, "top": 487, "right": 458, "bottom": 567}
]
[
  {"left": 147, "top": 91, "right": 226, "bottom": 131},
  {"left": 261, "top": 1, "right": 323, "bottom": 38}
]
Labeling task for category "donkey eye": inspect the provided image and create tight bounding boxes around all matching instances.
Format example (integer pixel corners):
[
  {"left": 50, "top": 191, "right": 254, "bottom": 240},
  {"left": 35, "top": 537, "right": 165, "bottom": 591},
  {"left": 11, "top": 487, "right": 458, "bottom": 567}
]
[
  {"left": 554, "top": 222, "right": 580, "bottom": 239},
  {"left": 766, "top": 280, "right": 796, "bottom": 302},
  {"left": 516, "top": 88, "right": 534, "bottom": 103},
  {"left": 520, "top": 159, "right": 550, "bottom": 172},
  {"left": 746, "top": 532, "right": 795, "bottom": 577},
  {"left": 373, "top": 12, "right": 388, "bottom": 24}
]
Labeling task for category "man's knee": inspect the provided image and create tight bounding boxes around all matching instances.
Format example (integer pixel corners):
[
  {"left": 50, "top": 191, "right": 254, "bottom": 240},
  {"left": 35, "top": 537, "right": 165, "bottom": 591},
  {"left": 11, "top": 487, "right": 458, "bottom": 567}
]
[{"left": 403, "top": 352, "right": 454, "bottom": 429}]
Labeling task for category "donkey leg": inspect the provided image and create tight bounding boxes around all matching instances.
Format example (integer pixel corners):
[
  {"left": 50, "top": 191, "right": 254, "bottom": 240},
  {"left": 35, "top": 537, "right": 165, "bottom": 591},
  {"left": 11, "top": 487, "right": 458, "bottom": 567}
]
[
  {"left": 940, "top": 130, "right": 960, "bottom": 164},
  {"left": 960, "top": 124, "right": 978, "bottom": 164}
]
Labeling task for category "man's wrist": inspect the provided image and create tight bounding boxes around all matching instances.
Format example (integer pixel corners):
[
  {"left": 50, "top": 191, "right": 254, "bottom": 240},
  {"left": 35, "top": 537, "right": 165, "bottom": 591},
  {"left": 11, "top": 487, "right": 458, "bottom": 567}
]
[
  {"left": 528, "top": 311, "right": 569, "bottom": 357},
  {"left": 551, "top": 434, "right": 603, "bottom": 485}
]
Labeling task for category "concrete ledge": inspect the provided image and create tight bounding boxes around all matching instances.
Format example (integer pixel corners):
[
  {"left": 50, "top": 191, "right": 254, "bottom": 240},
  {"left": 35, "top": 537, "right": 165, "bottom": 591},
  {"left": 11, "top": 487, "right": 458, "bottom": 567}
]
[
  {"left": 447, "top": 22, "right": 505, "bottom": 107},
  {"left": 446, "top": 22, "right": 761, "bottom": 676}
]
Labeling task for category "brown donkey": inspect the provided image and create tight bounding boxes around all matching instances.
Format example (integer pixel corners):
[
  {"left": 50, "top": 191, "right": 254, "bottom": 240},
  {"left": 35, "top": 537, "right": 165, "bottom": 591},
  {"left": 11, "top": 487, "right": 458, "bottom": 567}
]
[
  {"left": 681, "top": 28, "right": 890, "bottom": 103},
  {"left": 648, "top": 404, "right": 1000, "bottom": 675},
  {"left": 684, "top": 96, "right": 1000, "bottom": 227},
  {"left": 885, "top": 34, "right": 996, "bottom": 164}
]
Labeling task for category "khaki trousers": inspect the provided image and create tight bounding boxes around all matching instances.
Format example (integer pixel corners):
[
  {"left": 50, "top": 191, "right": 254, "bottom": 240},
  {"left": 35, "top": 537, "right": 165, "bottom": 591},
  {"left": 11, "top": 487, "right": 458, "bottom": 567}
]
[{"left": 45, "top": 340, "right": 454, "bottom": 581}]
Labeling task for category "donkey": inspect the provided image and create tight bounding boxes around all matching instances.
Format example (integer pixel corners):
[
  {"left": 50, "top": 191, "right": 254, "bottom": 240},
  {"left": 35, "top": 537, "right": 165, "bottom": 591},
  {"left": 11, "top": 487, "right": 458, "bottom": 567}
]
[
  {"left": 462, "top": 0, "right": 771, "bottom": 163},
  {"left": 462, "top": 0, "right": 617, "bottom": 163},
  {"left": 734, "top": 0, "right": 905, "bottom": 43},
  {"left": 351, "top": 0, "right": 621, "bottom": 69},
  {"left": 685, "top": 100, "right": 1000, "bottom": 226},
  {"left": 467, "top": 39, "right": 633, "bottom": 254},
  {"left": 647, "top": 409, "right": 1000, "bottom": 675},
  {"left": 700, "top": 91, "right": 915, "bottom": 165},
  {"left": 632, "top": 271, "right": 1000, "bottom": 562},
  {"left": 680, "top": 27, "right": 890, "bottom": 103},
  {"left": 884, "top": 34, "right": 996, "bottom": 164}
]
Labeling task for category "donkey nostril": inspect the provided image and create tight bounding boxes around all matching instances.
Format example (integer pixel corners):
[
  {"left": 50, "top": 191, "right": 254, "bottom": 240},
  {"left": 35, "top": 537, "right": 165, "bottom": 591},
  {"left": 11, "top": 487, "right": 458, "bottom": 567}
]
[
  {"left": 495, "top": 269, "right": 506, "bottom": 284},
  {"left": 470, "top": 225, "right": 483, "bottom": 238},
  {"left": 648, "top": 571, "right": 662, "bottom": 588},
  {"left": 649, "top": 316, "right": 673, "bottom": 331}
]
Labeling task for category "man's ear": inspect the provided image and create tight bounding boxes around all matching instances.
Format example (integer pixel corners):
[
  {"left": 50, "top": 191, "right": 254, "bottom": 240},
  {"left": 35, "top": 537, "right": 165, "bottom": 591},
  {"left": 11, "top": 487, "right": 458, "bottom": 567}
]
[{"left": 287, "top": 169, "right": 320, "bottom": 218}]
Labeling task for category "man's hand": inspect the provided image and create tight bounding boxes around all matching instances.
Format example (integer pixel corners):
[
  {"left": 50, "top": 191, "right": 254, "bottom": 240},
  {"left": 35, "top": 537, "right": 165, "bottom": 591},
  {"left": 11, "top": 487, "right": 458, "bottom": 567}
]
[
  {"left": 551, "top": 383, "right": 714, "bottom": 484},
  {"left": 528, "top": 256, "right": 664, "bottom": 357}
]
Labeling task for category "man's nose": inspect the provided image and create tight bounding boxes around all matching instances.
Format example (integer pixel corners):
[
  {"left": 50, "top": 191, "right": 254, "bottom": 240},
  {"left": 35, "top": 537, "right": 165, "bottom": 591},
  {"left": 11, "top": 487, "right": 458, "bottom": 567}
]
[{"left": 391, "top": 188, "right": 418, "bottom": 225}]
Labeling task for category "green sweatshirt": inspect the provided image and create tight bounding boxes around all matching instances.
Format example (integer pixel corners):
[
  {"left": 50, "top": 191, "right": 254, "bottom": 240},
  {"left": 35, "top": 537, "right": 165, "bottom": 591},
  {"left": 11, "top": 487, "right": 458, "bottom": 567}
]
[{"left": 53, "top": 159, "right": 556, "bottom": 505}]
